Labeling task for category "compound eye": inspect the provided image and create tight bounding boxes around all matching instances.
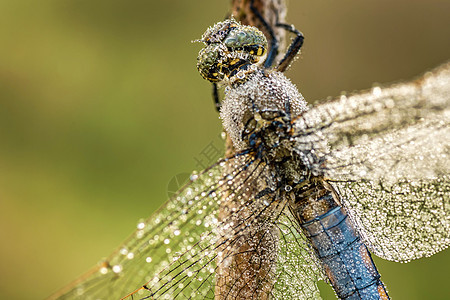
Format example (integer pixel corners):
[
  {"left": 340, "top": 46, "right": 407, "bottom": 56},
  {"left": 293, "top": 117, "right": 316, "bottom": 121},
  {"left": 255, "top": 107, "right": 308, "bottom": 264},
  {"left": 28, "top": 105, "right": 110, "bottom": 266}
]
[
  {"left": 224, "top": 31, "right": 252, "bottom": 48},
  {"left": 223, "top": 27, "right": 267, "bottom": 50},
  {"left": 196, "top": 22, "right": 268, "bottom": 83},
  {"left": 197, "top": 45, "right": 227, "bottom": 82},
  {"left": 200, "top": 66, "right": 225, "bottom": 82}
]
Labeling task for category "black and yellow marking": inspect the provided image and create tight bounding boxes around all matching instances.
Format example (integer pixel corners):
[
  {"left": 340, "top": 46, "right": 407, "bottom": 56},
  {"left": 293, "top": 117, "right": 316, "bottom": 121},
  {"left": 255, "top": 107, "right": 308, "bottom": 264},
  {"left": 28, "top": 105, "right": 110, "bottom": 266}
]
[{"left": 197, "top": 20, "right": 268, "bottom": 83}]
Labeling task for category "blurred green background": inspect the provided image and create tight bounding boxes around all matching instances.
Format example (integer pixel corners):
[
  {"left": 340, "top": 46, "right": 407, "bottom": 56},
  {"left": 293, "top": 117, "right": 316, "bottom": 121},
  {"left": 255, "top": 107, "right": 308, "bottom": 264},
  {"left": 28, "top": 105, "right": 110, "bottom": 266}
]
[{"left": 0, "top": 0, "right": 449, "bottom": 299}]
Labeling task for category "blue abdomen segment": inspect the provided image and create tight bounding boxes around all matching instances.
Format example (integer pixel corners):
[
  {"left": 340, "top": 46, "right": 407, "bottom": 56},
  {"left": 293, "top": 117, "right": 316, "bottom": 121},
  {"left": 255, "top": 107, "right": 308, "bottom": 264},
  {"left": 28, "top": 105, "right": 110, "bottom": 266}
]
[{"left": 301, "top": 206, "right": 389, "bottom": 299}]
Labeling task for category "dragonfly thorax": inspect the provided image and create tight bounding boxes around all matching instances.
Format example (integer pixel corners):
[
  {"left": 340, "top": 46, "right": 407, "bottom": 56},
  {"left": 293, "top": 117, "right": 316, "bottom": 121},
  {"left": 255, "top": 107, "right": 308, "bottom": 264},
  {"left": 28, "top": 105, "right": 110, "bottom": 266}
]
[
  {"left": 220, "top": 70, "right": 308, "bottom": 150},
  {"left": 241, "top": 110, "right": 291, "bottom": 159}
]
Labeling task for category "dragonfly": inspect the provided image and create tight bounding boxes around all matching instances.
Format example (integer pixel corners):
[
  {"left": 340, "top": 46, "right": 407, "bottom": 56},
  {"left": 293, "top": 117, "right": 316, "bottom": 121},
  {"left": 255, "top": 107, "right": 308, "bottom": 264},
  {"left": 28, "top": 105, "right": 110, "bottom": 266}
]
[{"left": 50, "top": 16, "right": 450, "bottom": 300}]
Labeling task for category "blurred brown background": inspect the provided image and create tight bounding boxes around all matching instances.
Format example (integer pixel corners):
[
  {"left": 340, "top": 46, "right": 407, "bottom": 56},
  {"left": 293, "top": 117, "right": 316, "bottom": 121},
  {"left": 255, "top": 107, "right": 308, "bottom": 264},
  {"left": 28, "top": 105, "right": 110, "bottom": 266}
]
[{"left": 0, "top": 0, "right": 449, "bottom": 299}]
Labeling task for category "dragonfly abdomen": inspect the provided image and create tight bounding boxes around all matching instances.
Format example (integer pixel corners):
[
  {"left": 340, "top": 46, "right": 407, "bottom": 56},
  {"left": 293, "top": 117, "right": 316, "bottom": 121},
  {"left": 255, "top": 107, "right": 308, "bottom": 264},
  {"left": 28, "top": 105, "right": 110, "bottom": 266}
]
[{"left": 301, "top": 204, "right": 389, "bottom": 300}]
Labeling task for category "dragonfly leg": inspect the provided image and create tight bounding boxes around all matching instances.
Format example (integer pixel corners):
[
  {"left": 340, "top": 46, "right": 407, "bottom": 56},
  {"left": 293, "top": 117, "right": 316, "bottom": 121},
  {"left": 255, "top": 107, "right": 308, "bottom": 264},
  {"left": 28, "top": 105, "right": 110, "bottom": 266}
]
[
  {"left": 212, "top": 82, "right": 221, "bottom": 112},
  {"left": 249, "top": 0, "right": 279, "bottom": 68},
  {"left": 275, "top": 23, "right": 304, "bottom": 72}
]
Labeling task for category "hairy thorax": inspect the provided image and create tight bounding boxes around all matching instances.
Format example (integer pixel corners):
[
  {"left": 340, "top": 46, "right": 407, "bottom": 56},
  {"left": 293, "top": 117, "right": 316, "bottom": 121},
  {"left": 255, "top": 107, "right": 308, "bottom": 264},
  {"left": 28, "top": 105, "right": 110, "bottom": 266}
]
[{"left": 220, "top": 70, "right": 307, "bottom": 151}]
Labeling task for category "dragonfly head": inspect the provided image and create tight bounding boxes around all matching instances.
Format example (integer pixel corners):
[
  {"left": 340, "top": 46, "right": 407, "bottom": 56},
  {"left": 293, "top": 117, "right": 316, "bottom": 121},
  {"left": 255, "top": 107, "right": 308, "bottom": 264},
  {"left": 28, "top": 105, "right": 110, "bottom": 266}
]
[{"left": 195, "top": 18, "right": 268, "bottom": 83}]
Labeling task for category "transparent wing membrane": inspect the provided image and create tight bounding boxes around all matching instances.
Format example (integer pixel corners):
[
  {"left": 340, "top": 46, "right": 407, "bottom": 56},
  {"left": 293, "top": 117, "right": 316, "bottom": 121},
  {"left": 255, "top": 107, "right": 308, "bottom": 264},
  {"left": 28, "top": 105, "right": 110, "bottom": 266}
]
[
  {"left": 272, "top": 210, "right": 324, "bottom": 299},
  {"left": 293, "top": 62, "right": 450, "bottom": 183},
  {"left": 53, "top": 153, "right": 324, "bottom": 299},
  {"left": 325, "top": 116, "right": 449, "bottom": 184},
  {"left": 293, "top": 63, "right": 450, "bottom": 262},
  {"left": 53, "top": 161, "right": 225, "bottom": 299},
  {"left": 335, "top": 176, "right": 449, "bottom": 262}
]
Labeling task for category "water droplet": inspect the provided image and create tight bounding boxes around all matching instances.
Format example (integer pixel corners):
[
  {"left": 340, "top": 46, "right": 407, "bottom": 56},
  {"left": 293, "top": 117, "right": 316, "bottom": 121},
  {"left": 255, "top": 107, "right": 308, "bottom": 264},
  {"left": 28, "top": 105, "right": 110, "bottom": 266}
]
[
  {"left": 372, "top": 86, "right": 382, "bottom": 97},
  {"left": 112, "top": 265, "right": 122, "bottom": 274},
  {"left": 236, "top": 70, "right": 245, "bottom": 79}
]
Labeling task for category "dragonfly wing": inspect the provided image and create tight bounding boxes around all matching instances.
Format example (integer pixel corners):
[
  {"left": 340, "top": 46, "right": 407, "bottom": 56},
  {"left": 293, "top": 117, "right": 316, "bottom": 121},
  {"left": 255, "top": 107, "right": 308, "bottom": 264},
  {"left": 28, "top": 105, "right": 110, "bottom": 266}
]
[
  {"left": 292, "top": 62, "right": 450, "bottom": 262},
  {"left": 51, "top": 161, "right": 226, "bottom": 299},
  {"left": 52, "top": 152, "right": 324, "bottom": 299},
  {"left": 334, "top": 176, "right": 449, "bottom": 262},
  {"left": 272, "top": 208, "right": 324, "bottom": 299},
  {"left": 293, "top": 62, "right": 450, "bottom": 181}
]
